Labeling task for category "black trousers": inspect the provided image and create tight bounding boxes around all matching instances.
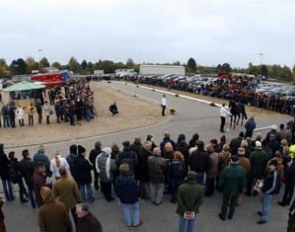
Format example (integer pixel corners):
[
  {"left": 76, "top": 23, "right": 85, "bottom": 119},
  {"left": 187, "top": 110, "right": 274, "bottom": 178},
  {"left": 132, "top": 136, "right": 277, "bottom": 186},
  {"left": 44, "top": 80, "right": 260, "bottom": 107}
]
[
  {"left": 18, "top": 179, "right": 28, "bottom": 202},
  {"left": 162, "top": 105, "right": 166, "bottom": 116},
  {"left": 205, "top": 178, "right": 215, "bottom": 197},
  {"left": 38, "top": 113, "right": 42, "bottom": 124},
  {"left": 100, "top": 181, "right": 112, "bottom": 201},
  {"left": 93, "top": 171, "right": 99, "bottom": 190},
  {"left": 220, "top": 194, "right": 238, "bottom": 219},
  {"left": 220, "top": 117, "right": 225, "bottom": 132},
  {"left": 282, "top": 182, "right": 295, "bottom": 205},
  {"left": 70, "top": 207, "right": 78, "bottom": 228}
]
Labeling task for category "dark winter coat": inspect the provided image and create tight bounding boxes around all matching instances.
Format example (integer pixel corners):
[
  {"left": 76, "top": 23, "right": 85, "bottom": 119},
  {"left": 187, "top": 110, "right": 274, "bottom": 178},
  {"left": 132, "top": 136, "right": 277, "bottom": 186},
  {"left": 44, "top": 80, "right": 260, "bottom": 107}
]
[
  {"left": 188, "top": 149, "right": 211, "bottom": 173},
  {"left": 219, "top": 163, "right": 246, "bottom": 197},
  {"left": 138, "top": 148, "right": 152, "bottom": 182},
  {"left": 245, "top": 119, "right": 256, "bottom": 132},
  {"left": 66, "top": 153, "right": 79, "bottom": 182},
  {"left": 19, "top": 158, "right": 35, "bottom": 187},
  {"left": 262, "top": 170, "right": 281, "bottom": 195},
  {"left": 168, "top": 160, "right": 186, "bottom": 180},
  {"left": 0, "top": 153, "right": 10, "bottom": 180},
  {"left": 75, "top": 155, "right": 93, "bottom": 185},
  {"left": 160, "top": 137, "right": 176, "bottom": 151},
  {"left": 148, "top": 155, "right": 167, "bottom": 183},
  {"left": 249, "top": 149, "right": 268, "bottom": 178},
  {"left": 33, "top": 170, "right": 46, "bottom": 207},
  {"left": 33, "top": 151, "right": 51, "bottom": 176},
  {"left": 77, "top": 213, "right": 102, "bottom": 232},
  {"left": 116, "top": 148, "right": 138, "bottom": 176},
  {"left": 115, "top": 173, "right": 139, "bottom": 204}
]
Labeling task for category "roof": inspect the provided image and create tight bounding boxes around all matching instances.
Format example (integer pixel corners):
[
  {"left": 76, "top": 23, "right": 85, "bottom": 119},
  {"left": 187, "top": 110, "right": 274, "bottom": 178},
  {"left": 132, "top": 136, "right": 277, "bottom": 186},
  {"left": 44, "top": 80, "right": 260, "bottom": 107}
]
[{"left": 3, "top": 81, "right": 46, "bottom": 92}]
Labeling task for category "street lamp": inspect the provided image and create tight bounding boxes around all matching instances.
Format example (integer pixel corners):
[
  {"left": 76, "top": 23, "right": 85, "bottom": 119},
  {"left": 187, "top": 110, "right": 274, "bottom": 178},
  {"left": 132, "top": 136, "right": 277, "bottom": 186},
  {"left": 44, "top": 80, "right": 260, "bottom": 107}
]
[
  {"left": 38, "top": 49, "right": 42, "bottom": 61},
  {"left": 259, "top": 53, "right": 263, "bottom": 66}
]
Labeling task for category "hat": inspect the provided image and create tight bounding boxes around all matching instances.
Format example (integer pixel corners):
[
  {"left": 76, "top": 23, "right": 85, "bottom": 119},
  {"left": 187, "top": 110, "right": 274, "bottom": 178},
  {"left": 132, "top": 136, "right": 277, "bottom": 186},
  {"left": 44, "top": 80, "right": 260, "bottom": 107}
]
[
  {"left": 269, "top": 159, "right": 278, "bottom": 167},
  {"left": 239, "top": 132, "right": 245, "bottom": 138},
  {"left": 102, "top": 147, "right": 111, "bottom": 156},
  {"left": 271, "top": 125, "right": 278, "bottom": 130},
  {"left": 238, "top": 147, "right": 245, "bottom": 156},
  {"left": 122, "top": 141, "right": 130, "bottom": 147},
  {"left": 177, "top": 134, "right": 186, "bottom": 142},
  {"left": 231, "top": 155, "right": 239, "bottom": 163},
  {"left": 255, "top": 141, "right": 262, "bottom": 149},
  {"left": 78, "top": 145, "right": 86, "bottom": 154},
  {"left": 187, "top": 171, "right": 197, "bottom": 181},
  {"left": 223, "top": 144, "right": 230, "bottom": 152}
]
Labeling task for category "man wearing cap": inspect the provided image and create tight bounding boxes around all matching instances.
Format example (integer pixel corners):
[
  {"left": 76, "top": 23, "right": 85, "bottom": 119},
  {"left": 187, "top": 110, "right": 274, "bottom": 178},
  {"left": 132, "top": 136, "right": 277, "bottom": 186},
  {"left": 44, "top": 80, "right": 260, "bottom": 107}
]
[
  {"left": 177, "top": 171, "right": 204, "bottom": 232},
  {"left": 257, "top": 160, "right": 281, "bottom": 224},
  {"left": 219, "top": 156, "right": 245, "bottom": 221},
  {"left": 246, "top": 141, "right": 268, "bottom": 196}
]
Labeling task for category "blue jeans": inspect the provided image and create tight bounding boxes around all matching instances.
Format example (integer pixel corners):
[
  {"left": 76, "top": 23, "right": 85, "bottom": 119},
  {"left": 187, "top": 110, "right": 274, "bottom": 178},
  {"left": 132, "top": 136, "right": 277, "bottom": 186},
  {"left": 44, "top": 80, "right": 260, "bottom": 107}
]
[
  {"left": 262, "top": 193, "right": 273, "bottom": 221},
  {"left": 79, "top": 184, "right": 93, "bottom": 202},
  {"left": 28, "top": 186, "right": 36, "bottom": 208},
  {"left": 179, "top": 216, "right": 196, "bottom": 232},
  {"left": 2, "top": 179, "right": 14, "bottom": 201},
  {"left": 196, "top": 172, "right": 205, "bottom": 185},
  {"left": 122, "top": 202, "right": 140, "bottom": 227}
]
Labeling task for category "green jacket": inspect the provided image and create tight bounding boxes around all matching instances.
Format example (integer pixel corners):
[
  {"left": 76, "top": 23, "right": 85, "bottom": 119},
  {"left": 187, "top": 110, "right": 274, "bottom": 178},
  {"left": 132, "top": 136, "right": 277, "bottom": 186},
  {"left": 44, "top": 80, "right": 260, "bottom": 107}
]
[
  {"left": 52, "top": 176, "right": 82, "bottom": 209},
  {"left": 219, "top": 163, "right": 245, "bottom": 197},
  {"left": 176, "top": 180, "right": 204, "bottom": 216},
  {"left": 249, "top": 150, "right": 268, "bottom": 178}
]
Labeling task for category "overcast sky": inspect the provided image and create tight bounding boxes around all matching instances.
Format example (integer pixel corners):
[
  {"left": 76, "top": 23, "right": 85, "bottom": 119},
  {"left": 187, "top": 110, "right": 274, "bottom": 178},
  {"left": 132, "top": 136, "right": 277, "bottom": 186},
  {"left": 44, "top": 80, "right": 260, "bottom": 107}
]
[{"left": 0, "top": 0, "right": 294, "bottom": 68}]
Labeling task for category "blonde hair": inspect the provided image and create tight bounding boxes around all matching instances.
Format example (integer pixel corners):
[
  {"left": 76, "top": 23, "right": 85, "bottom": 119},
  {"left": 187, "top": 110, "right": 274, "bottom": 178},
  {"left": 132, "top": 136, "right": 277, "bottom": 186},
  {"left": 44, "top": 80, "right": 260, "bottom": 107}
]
[{"left": 174, "top": 151, "right": 184, "bottom": 161}]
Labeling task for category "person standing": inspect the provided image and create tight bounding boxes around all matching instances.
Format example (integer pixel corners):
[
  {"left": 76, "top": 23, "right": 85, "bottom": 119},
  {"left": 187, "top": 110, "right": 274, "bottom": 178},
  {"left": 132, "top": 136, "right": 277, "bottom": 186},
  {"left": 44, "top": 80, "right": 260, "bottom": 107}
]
[
  {"left": 66, "top": 144, "right": 79, "bottom": 183},
  {"left": 246, "top": 141, "right": 268, "bottom": 196},
  {"left": 148, "top": 147, "right": 167, "bottom": 205},
  {"left": 16, "top": 104, "right": 24, "bottom": 127},
  {"left": 33, "top": 145, "right": 51, "bottom": 177},
  {"left": 288, "top": 199, "right": 295, "bottom": 232},
  {"left": 116, "top": 141, "right": 138, "bottom": 177},
  {"left": 50, "top": 151, "right": 70, "bottom": 180},
  {"left": 76, "top": 203, "right": 102, "bottom": 232},
  {"left": 0, "top": 144, "right": 14, "bottom": 201},
  {"left": 35, "top": 100, "right": 43, "bottom": 124},
  {"left": 95, "top": 147, "right": 117, "bottom": 202},
  {"left": 115, "top": 163, "right": 141, "bottom": 228},
  {"left": 19, "top": 149, "right": 37, "bottom": 208},
  {"left": 53, "top": 167, "right": 82, "bottom": 228},
  {"left": 0, "top": 198, "right": 6, "bottom": 232},
  {"left": 8, "top": 151, "right": 29, "bottom": 203},
  {"left": 244, "top": 117, "right": 256, "bottom": 138},
  {"left": 75, "top": 145, "right": 94, "bottom": 203},
  {"left": 8, "top": 103, "right": 15, "bottom": 128},
  {"left": 38, "top": 187, "right": 72, "bottom": 232},
  {"left": 161, "top": 94, "right": 167, "bottom": 116},
  {"left": 220, "top": 103, "right": 231, "bottom": 133},
  {"left": 257, "top": 160, "right": 281, "bottom": 224},
  {"left": 89, "top": 141, "right": 102, "bottom": 191},
  {"left": 28, "top": 103, "right": 35, "bottom": 126},
  {"left": 33, "top": 163, "right": 47, "bottom": 208},
  {"left": 177, "top": 171, "right": 204, "bottom": 232},
  {"left": 44, "top": 101, "right": 51, "bottom": 125},
  {"left": 206, "top": 145, "right": 219, "bottom": 197},
  {"left": 218, "top": 156, "right": 245, "bottom": 221}
]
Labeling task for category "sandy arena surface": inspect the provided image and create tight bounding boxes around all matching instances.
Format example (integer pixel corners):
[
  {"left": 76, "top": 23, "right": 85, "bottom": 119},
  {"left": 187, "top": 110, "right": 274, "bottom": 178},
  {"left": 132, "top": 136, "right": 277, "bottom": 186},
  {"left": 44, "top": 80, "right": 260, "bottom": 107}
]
[{"left": 0, "top": 82, "right": 164, "bottom": 148}]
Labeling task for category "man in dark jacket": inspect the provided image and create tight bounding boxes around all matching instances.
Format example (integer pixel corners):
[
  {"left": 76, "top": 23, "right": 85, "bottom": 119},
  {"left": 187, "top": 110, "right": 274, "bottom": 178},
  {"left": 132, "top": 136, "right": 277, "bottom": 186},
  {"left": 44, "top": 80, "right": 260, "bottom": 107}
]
[
  {"left": 246, "top": 141, "right": 268, "bottom": 196},
  {"left": 19, "top": 149, "right": 37, "bottom": 208},
  {"left": 89, "top": 141, "right": 102, "bottom": 191},
  {"left": 0, "top": 144, "right": 14, "bottom": 201},
  {"left": 230, "top": 132, "right": 244, "bottom": 155},
  {"left": 66, "top": 144, "right": 79, "bottom": 183},
  {"left": 257, "top": 160, "right": 281, "bottom": 224},
  {"left": 35, "top": 100, "right": 43, "bottom": 124},
  {"left": 245, "top": 117, "right": 256, "bottom": 138},
  {"left": 288, "top": 198, "right": 295, "bottom": 232},
  {"left": 278, "top": 160, "right": 295, "bottom": 207},
  {"left": 76, "top": 203, "right": 102, "bottom": 232},
  {"left": 130, "top": 137, "right": 142, "bottom": 180},
  {"left": 116, "top": 141, "right": 138, "bottom": 177},
  {"left": 75, "top": 145, "right": 94, "bottom": 203},
  {"left": 138, "top": 141, "right": 152, "bottom": 199},
  {"left": 33, "top": 163, "right": 47, "bottom": 207},
  {"left": 219, "top": 156, "right": 245, "bottom": 221},
  {"left": 188, "top": 141, "right": 211, "bottom": 185},
  {"left": 177, "top": 171, "right": 204, "bottom": 232},
  {"left": 160, "top": 132, "right": 176, "bottom": 152},
  {"left": 115, "top": 163, "right": 141, "bottom": 228}
]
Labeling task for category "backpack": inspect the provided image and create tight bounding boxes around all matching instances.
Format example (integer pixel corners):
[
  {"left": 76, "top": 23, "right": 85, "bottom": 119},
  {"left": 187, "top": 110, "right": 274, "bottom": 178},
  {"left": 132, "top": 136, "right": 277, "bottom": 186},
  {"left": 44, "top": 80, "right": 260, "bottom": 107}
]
[{"left": 9, "top": 164, "right": 21, "bottom": 184}]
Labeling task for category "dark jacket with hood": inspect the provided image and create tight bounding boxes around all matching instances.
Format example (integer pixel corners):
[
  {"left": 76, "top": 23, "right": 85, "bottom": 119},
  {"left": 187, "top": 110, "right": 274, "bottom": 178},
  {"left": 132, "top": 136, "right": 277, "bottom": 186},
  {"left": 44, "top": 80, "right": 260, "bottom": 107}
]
[
  {"left": 0, "top": 144, "right": 9, "bottom": 180},
  {"left": 75, "top": 155, "right": 93, "bottom": 185},
  {"left": 115, "top": 173, "right": 139, "bottom": 204}
]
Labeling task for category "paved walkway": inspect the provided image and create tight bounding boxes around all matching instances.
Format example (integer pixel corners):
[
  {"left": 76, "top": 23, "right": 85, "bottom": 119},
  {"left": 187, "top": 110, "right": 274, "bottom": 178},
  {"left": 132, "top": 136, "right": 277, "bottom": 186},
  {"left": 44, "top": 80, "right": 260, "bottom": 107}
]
[{"left": 3, "top": 81, "right": 289, "bottom": 232}]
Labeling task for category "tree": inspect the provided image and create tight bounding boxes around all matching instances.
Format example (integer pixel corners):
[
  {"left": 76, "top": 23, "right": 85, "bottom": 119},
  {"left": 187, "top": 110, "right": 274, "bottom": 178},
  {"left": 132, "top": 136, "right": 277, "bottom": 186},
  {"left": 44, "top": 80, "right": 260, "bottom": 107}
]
[
  {"left": 81, "top": 60, "right": 88, "bottom": 70},
  {"left": 261, "top": 65, "right": 268, "bottom": 78},
  {"left": 39, "top": 57, "right": 50, "bottom": 69},
  {"left": 68, "top": 57, "right": 81, "bottom": 73},
  {"left": 0, "top": 58, "right": 8, "bottom": 75},
  {"left": 9, "top": 58, "right": 27, "bottom": 75},
  {"left": 52, "top": 61, "right": 62, "bottom": 70},
  {"left": 126, "top": 58, "right": 134, "bottom": 67},
  {"left": 292, "top": 65, "right": 295, "bottom": 82},
  {"left": 187, "top": 58, "right": 197, "bottom": 73},
  {"left": 26, "top": 57, "right": 39, "bottom": 74},
  {"left": 221, "top": 63, "right": 232, "bottom": 72}
]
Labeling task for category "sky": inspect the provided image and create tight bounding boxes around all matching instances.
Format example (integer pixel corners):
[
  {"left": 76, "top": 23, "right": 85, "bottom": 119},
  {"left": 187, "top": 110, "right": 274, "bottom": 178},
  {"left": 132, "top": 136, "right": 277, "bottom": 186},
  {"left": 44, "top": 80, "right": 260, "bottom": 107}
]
[{"left": 0, "top": 0, "right": 294, "bottom": 68}]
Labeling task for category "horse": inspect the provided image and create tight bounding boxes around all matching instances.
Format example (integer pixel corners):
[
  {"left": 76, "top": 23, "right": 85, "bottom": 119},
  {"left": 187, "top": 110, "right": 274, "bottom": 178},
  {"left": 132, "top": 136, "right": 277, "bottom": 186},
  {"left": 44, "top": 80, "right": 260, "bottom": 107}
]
[{"left": 229, "top": 99, "right": 240, "bottom": 130}]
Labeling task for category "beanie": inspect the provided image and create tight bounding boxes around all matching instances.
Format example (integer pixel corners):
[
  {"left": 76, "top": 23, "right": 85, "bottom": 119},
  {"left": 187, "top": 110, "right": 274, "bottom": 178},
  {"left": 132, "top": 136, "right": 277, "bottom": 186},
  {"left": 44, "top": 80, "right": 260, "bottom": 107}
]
[{"left": 78, "top": 145, "right": 86, "bottom": 154}]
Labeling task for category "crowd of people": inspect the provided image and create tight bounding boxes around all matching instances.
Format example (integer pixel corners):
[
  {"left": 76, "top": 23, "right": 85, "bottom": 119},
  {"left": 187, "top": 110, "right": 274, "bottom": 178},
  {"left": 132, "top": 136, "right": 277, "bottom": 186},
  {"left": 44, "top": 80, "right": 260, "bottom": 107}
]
[
  {"left": 1, "top": 120, "right": 295, "bottom": 231},
  {"left": 125, "top": 75, "right": 295, "bottom": 116},
  {"left": 0, "top": 78, "right": 96, "bottom": 129}
]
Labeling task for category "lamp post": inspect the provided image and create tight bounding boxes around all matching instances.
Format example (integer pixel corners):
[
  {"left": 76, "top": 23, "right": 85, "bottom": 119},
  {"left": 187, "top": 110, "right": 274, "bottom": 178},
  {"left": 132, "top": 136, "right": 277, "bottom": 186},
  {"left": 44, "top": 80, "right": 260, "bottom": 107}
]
[
  {"left": 259, "top": 53, "right": 263, "bottom": 77},
  {"left": 38, "top": 49, "right": 42, "bottom": 61}
]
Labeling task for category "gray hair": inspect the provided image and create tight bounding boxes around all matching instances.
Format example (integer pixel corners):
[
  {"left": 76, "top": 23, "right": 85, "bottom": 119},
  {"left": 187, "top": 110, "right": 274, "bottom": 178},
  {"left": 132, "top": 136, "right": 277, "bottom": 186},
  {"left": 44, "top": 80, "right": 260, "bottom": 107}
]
[{"left": 76, "top": 203, "right": 89, "bottom": 214}]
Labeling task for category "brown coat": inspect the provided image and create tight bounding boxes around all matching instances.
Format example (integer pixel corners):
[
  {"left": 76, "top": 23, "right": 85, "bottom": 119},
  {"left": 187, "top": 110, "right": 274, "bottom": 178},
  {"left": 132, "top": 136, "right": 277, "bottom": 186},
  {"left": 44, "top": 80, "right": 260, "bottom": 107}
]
[
  {"left": 52, "top": 176, "right": 82, "bottom": 209},
  {"left": 239, "top": 157, "right": 251, "bottom": 175},
  {"left": 38, "top": 199, "right": 72, "bottom": 232}
]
